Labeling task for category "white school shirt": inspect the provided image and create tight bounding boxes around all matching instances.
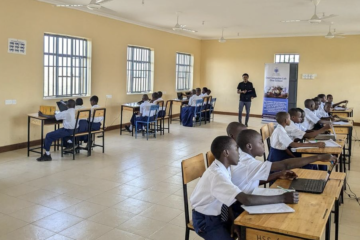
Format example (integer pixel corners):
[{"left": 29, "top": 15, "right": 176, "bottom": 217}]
[
  {"left": 91, "top": 105, "right": 104, "bottom": 123},
  {"left": 200, "top": 93, "right": 208, "bottom": 97},
  {"left": 285, "top": 120, "right": 306, "bottom": 140},
  {"left": 296, "top": 122, "right": 307, "bottom": 132},
  {"left": 140, "top": 101, "right": 155, "bottom": 117},
  {"left": 270, "top": 124, "right": 293, "bottom": 150},
  {"left": 190, "top": 160, "right": 241, "bottom": 216},
  {"left": 75, "top": 105, "right": 84, "bottom": 110},
  {"left": 189, "top": 95, "right": 203, "bottom": 106},
  {"left": 316, "top": 107, "right": 328, "bottom": 118},
  {"left": 153, "top": 98, "right": 165, "bottom": 110},
  {"left": 55, "top": 108, "right": 78, "bottom": 129},
  {"left": 231, "top": 152, "right": 272, "bottom": 194},
  {"left": 303, "top": 108, "right": 320, "bottom": 130}
]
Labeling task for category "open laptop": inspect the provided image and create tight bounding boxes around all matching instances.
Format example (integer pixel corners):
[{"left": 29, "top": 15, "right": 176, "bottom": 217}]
[
  {"left": 315, "top": 123, "right": 337, "bottom": 141},
  {"left": 289, "top": 163, "right": 335, "bottom": 194},
  {"left": 56, "top": 101, "right": 68, "bottom": 112}
]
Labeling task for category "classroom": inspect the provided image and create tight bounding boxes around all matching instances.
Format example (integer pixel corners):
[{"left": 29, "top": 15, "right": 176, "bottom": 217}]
[{"left": 1, "top": 0, "right": 360, "bottom": 239}]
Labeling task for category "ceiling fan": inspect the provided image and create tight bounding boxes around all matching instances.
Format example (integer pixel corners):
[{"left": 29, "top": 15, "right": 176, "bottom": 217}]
[
  {"left": 281, "top": 0, "right": 337, "bottom": 24},
  {"left": 172, "top": 14, "right": 197, "bottom": 33},
  {"left": 219, "top": 29, "right": 226, "bottom": 43},
  {"left": 325, "top": 24, "right": 345, "bottom": 39},
  {"left": 56, "top": 0, "right": 113, "bottom": 10}
]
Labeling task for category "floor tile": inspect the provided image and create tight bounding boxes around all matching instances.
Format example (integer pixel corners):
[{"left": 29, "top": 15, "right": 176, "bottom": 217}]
[
  {"left": 0, "top": 212, "right": 28, "bottom": 236},
  {"left": 33, "top": 212, "right": 82, "bottom": 233},
  {"left": 88, "top": 208, "right": 134, "bottom": 227},
  {"left": 59, "top": 220, "right": 112, "bottom": 240},
  {"left": 96, "top": 229, "right": 145, "bottom": 240},
  {"left": 9, "top": 205, "right": 58, "bottom": 223},
  {"left": 62, "top": 201, "right": 107, "bottom": 219},
  {"left": 117, "top": 215, "right": 167, "bottom": 238},
  {"left": 132, "top": 190, "right": 171, "bottom": 203},
  {"left": 1, "top": 224, "right": 55, "bottom": 240},
  {"left": 113, "top": 198, "right": 153, "bottom": 214},
  {"left": 37, "top": 195, "right": 83, "bottom": 211},
  {"left": 139, "top": 205, "right": 182, "bottom": 222}
]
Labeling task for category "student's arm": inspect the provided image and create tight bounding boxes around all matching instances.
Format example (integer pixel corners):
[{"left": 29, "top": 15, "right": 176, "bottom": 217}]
[
  {"left": 270, "top": 154, "right": 336, "bottom": 172},
  {"left": 259, "top": 170, "right": 298, "bottom": 184},
  {"left": 38, "top": 111, "right": 55, "bottom": 119},
  {"left": 235, "top": 191, "right": 299, "bottom": 206},
  {"left": 332, "top": 100, "right": 348, "bottom": 108},
  {"left": 289, "top": 141, "right": 325, "bottom": 148},
  {"left": 303, "top": 124, "right": 331, "bottom": 138},
  {"left": 318, "top": 119, "right": 331, "bottom": 125}
]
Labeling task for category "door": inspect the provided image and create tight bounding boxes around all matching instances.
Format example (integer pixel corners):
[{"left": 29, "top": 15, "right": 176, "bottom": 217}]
[{"left": 288, "top": 63, "right": 298, "bottom": 109}]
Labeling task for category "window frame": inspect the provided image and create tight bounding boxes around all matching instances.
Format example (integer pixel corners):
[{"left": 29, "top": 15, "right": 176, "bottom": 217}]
[
  {"left": 274, "top": 53, "right": 300, "bottom": 63},
  {"left": 126, "top": 45, "right": 154, "bottom": 94},
  {"left": 43, "top": 33, "right": 91, "bottom": 99},
  {"left": 175, "top": 52, "right": 193, "bottom": 92}
]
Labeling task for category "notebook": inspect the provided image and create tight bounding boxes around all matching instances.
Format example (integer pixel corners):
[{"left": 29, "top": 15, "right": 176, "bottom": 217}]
[{"left": 241, "top": 203, "right": 295, "bottom": 215}]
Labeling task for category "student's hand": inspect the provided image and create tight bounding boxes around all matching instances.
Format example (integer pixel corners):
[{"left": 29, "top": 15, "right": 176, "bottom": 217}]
[
  {"left": 243, "top": 90, "right": 247, "bottom": 93},
  {"left": 38, "top": 111, "right": 44, "bottom": 117},
  {"left": 230, "top": 224, "right": 241, "bottom": 239},
  {"left": 315, "top": 142, "right": 326, "bottom": 148},
  {"left": 283, "top": 192, "right": 299, "bottom": 204},
  {"left": 323, "top": 124, "right": 332, "bottom": 130},
  {"left": 279, "top": 170, "right": 298, "bottom": 180}
]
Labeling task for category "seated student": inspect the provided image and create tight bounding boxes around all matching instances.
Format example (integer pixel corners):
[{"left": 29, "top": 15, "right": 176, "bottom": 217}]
[
  {"left": 37, "top": 99, "right": 78, "bottom": 161},
  {"left": 200, "top": 87, "right": 208, "bottom": 97},
  {"left": 327, "top": 94, "right": 348, "bottom": 108},
  {"left": 286, "top": 108, "right": 331, "bottom": 140},
  {"left": 207, "top": 89, "right": 211, "bottom": 95},
  {"left": 75, "top": 98, "right": 84, "bottom": 110},
  {"left": 157, "top": 91, "right": 163, "bottom": 101},
  {"left": 181, "top": 89, "right": 203, "bottom": 127},
  {"left": 295, "top": 108, "right": 308, "bottom": 131},
  {"left": 226, "top": 122, "right": 247, "bottom": 159},
  {"left": 303, "top": 99, "right": 330, "bottom": 130},
  {"left": 317, "top": 94, "right": 327, "bottom": 110},
  {"left": 190, "top": 136, "right": 299, "bottom": 240},
  {"left": 151, "top": 92, "right": 165, "bottom": 117},
  {"left": 232, "top": 129, "right": 336, "bottom": 194},
  {"left": 268, "top": 112, "right": 325, "bottom": 163},
  {"left": 125, "top": 94, "right": 155, "bottom": 132}
]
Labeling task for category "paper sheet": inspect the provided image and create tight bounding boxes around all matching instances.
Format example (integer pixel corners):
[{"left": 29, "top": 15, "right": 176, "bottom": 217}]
[
  {"left": 252, "top": 188, "right": 293, "bottom": 196},
  {"left": 332, "top": 121, "right": 348, "bottom": 125},
  {"left": 241, "top": 203, "right": 295, "bottom": 214},
  {"left": 308, "top": 139, "right": 341, "bottom": 147}
]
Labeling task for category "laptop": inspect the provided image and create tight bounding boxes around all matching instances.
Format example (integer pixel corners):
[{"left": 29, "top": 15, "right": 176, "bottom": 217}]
[
  {"left": 315, "top": 124, "right": 337, "bottom": 141},
  {"left": 289, "top": 163, "right": 335, "bottom": 194},
  {"left": 56, "top": 101, "right": 68, "bottom": 112},
  {"left": 177, "top": 92, "right": 184, "bottom": 100}
]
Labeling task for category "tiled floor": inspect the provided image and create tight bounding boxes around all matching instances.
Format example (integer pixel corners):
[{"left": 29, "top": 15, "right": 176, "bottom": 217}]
[{"left": 0, "top": 115, "right": 359, "bottom": 240}]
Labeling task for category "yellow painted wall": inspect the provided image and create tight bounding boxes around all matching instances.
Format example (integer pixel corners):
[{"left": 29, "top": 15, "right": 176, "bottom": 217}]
[
  {"left": 200, "top": 36, "right": 360, "bottom": 122},
  {"left": 0, "top": 0, "right": 201, "bottom": 147}
]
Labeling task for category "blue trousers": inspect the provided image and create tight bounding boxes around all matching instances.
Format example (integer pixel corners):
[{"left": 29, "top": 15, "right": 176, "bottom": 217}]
[
  {"left": 239, "top": 101, "right": 251, "bottom": 124},
  {"left": 192, "top": 210, "right": 233, "bottom": 240},
  {"left": 181, "top": 106, "right": 195, "bottom": 127},
  {"left": 77, "top": 120, "right": 101, "bottom": 142},
  {"left": 131, "top": 114, "right": 154, "bottom": 129},
  {"left": 44, "top": 128, "right": 73, "bottom": 151}
]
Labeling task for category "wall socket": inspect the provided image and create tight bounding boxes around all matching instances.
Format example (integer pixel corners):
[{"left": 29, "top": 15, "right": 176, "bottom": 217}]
[
  {"left": 302, "top": 74, "right": 317, "bottom": 80},
  {"left": 106, "top": 95, "right": 112, "bottom": 99},
  {"left": 5, "top": 100, "right": 17, "bottom": 105}
]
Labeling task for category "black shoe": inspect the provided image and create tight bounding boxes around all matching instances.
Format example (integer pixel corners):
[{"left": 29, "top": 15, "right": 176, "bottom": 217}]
[
  {"left": 64, "top": 145, "right": 73, "bottom": 151},
  {"left": 37, "top": 154, "right": 52, "bottom": 161},
  {"left": 125, "top": 125, "right": 132, "bottom": 132}
]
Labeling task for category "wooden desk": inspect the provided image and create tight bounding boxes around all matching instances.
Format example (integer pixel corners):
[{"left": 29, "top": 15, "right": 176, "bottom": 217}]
[
  {"left": 273, "top": 169, "right": 346, "bottom": 240},
  {"left": 332, "top": 122, "right": 353, "bottom": 170},
  {"left": 120, "top": 102, "right": 141, "bottom": 136},
  {"left": 295, "top": 135, "right": 347, "bottom": 172},
  {"left": 27, "top": 113, "right": 62, "bottom": 157},
  {"left": 168, "top": 99, "right": 189, "bottom": 123},
  {"left": 330, "top": 107, "right": 353, "bottom": 118},
  {"left": 234, "top": 193, "right": 334, "bottom": 240}
]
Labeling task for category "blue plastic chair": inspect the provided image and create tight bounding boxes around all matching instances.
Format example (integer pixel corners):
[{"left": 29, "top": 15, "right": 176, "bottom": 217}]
[
  {"left": 193, "top": 99, "right": 204, "bottom": 126},
  {"left": 135, "top": 105, "right": 160, "bottom": 140},
  {"left": 209, "top": 98, "right": 217, "bottom": 122}
]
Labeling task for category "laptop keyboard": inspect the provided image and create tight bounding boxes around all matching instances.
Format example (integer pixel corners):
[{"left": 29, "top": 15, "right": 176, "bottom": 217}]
[{"left": 304, "top": 180, "right": 325, "bottom": 192}]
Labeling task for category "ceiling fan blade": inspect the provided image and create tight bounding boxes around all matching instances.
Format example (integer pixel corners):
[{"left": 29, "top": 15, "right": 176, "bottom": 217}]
[
  {"left": 334, "top": 36, "right": 346, "bottom": 39},
  {"left": 90, "top": 0, "right": 97, "bottom": 4},
  {"left": 96, "top": 0, "right": 113, "bottom": 4},
  {"left": 96, "top": 6, "right": 118, "bottom": 15},
  {"left": 281, "top": 19, "right": 309, "bottom": 23},
  {"left": 56, "top": 4, "right": 84, "bottom": 7},
  {"left": 334, "top": 33, "right": 344, "bottom": 35},
  {"left": 181, "top": 28, "right": 197, "bottom": 33},
  {"left": 180, "top": 24, "right": 187, "bottom": 28},
  {"left": 319, "top": 14, "right": 337, "bottom": 20}
]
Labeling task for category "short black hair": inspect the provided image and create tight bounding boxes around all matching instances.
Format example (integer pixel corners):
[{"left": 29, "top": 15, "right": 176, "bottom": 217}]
[
  {"left": 318, "top": 94, "right": 326, "bottom": 99},
  {"left": 226, "top": 122, "right": 246, "bottom": 136},
  {"left": 237, "top": 129, "right": 259, "bottom": 151},
  {"left": 158, "top": 91, "right": 163, "bottom": 98},
  {"left": 288, "top": 108, "right": 300, "bottom": 117},
  {"left": 76, "top": 98, "right": 83, "bottom": 106},
  {"left": 152, "top": 92, "right": 159, "bottom": 99},
  {"left": 202, "top": 87, "right": 208, "bottom": 92},
  {"left": 211, "top": 136, "right": 234, "bottom": 160},
  {"left": 242, "top": 73, "right": 249, "bottom": 77},
  {"left": 327, "top": 94, "right": 333, "bottom": 98},
  {"left": 276, "top": 112, "right": 289, "bottom": 124},
  {"left": 192, "top": 89, "right": 196, "bottom": 94},
  {"left": 296, "top": 108, "right": 304, "bottom": 113},
  {"left": 90, "top": 95, "right": 99, "bottom": 104},
  {"left": 312, "top": 97, "right": 321, "bottom": 102},
  {"left": 304, "top": 99, "right": 314, "bottom": 108},
  {"left": 196, "top": 88, "right": 201, "bottom": 92},
  {"left": 67, "top": 99, "right": 75, "bottom": 108}
]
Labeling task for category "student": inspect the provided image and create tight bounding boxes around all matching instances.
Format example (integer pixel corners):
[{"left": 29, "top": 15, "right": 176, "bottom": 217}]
[
  {"left": 151, "top": 92, "right": 165, "bottom": 117},
  {"left": 296, "top": 108, "right": 308, "bottom": 131},
  {"left": 190, "top": 136, "right": 299, "bottom": 240},
  {"left": 207, "top": 89, "right": 212, "bottom": 95},
  {"left": 75, "top": 98, "right": 83, "bottom": 110},
  {"left": 268, "top": 112, "right": 325, "bottom": 163},
  {"left": 232, "top": 129, "right": 336, "bottom": 194},
  {"left": 327, "top": 94, "right": 348, "bottom": 108},
  {"left": 157, "top": 91, "right": 163, "bottom": 100},
  {"left": 200, "top": 87, "right": 208, "bottom": 97},
  {"left": 226, "top": 122, "right": 247, "bottom": 159},
  {"left": 125, "top": 94, "right": 155, "bottom": 132},
  {"left": 188, "top": 88, "right": 203, "bottom": 106},
  {"left": 181, "top": 89, "right": 203, "bottom": 127},
  {"left": 318, "top": 94, "right": 327, "bottom": 109},
  {"left": 303, "top": 99, "right": 330, "bottom": 130},
  {"left": 286, "top": 108, "right": 331, "bottom": 140},
  {"left": 37, "top": 99, "right": 78, "bottom": 161}
]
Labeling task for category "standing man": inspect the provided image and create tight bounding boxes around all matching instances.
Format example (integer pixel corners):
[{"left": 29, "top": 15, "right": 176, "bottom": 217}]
[{"left": 237, "top": 73, "right": 256, "bottom": 127}]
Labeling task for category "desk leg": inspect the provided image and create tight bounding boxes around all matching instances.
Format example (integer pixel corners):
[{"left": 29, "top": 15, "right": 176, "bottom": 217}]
[
  {"left": 348, "top": 127, "right": 352, "bottom": 170},
  {"left": 53, "top": 125, "right": 57, "bottom": 152},
  {"left": 240, "top": 226, "right": 246, "bottom": 239},
  {"left": 326, "top": 214, "right": 331, "bottom": 240},
  {"left": 179, "top": 104, "right": 182, "bottom": 123},
  {"left": 27, "top": 116, "right": 30, "bottom": 157},
  {"left": 120, "top": 106, "right": 123, "bottom": 135},
  {"left": 335, "top": 199, "right": 339, "bottom": 240},
  {"left": 41, "top": 120, "right": 44, "bottom": 156},
  {"left": 169, "top": 101, "right": 173, "bottom": 124},
  {"left": 132, "top": 109, "right": 135, "bottom": 137}
]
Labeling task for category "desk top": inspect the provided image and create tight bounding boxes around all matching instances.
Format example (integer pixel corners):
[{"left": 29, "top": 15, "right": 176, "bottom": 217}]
[
  {"left": 234, "top": 193, "right": 334, "bottom": 240},
  {"left": 330, "top": 107, "right": 353, "bottom": 113},
  {"left": 28, "top": 113, "right": 48, "bottom": 120},
  {"left": 171, "top": 98, "right": 189, "bottom": 102},
  {"left": 122, "top": 102, "right": 141, "bottom": 108},
  {"left": 332, "top": 121, "right": 353, "bottom": 127},
  {"left": 295, "top": 135, "right": 346, "bottom": 154}
]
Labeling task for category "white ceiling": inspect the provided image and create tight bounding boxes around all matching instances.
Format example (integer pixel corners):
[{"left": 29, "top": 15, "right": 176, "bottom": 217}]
[{"left": 39, "top": 0, "right": 360, "bottom": 39}]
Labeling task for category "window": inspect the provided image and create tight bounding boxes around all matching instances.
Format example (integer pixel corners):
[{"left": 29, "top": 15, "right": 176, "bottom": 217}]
[
  {"left": 275, "top": 54, "right": 300, "bottom": 63},
  {"left": 44, "top": 33, "right": 90, "bottom": 98},
  {"left": 127, "top": 46, "right": 153, "bottom": 94},
  {"left": 176, "top": 53, "right": 193, "bottom": 91}
]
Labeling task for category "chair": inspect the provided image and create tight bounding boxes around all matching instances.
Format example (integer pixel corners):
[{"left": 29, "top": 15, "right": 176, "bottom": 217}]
[
  {"left": 193, "top": 99, "right": 204, "bottom": 126},
  {"left": 201, "top": 96, "right": 212, "bottom": 124},
  {"left": 89, "top": 108, "right": 106, "bottom": 155},
  {"left": 155, "top": 101, "right": 165, "bottom": 135},
  {"left": 135, "top": 105, "right": 160, "bottom": 140},
  {"left": 206, "top": 151, "right": 215, "bottom": 167},
  {"left": 267, "top": 122, "right": 274, "bottom": 137},
  {"left": 260, "top": 124, "right": 271, "bottom": 162},
  {"left": 181, "top": 154, "right": 206, "bottom": 240},
  {"left": 161, "top": 100, "right": 172, "bottom": 134},
  {"left": 209, "top": 97, "right": 217, "bottom": 122},
  {"left": 61, "top": 109, "right": 91, "bottom": 160}
]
